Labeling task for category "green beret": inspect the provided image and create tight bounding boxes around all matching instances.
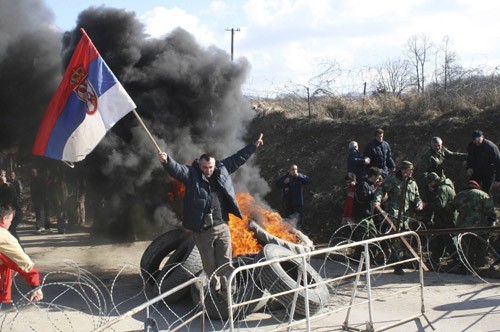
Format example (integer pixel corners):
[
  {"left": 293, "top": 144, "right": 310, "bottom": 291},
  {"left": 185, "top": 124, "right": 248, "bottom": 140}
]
[
  {"left": 400, "top": 160, "right": 413, "bottom": 170},
  {"left": 426, "top": 172, "right": 440, "bottom": 182}
]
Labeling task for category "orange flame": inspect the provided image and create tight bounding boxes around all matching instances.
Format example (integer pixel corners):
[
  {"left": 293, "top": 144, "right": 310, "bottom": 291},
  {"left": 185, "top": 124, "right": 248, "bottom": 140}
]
[
  {"left": 165, "top": 182, "right": 299, "bottom": 257},
  {"left": 167, "top": 179, "right": 185, "bottom": 202},
  {"left": 229, "top": 192, "right": 300, "bottom": 256}
]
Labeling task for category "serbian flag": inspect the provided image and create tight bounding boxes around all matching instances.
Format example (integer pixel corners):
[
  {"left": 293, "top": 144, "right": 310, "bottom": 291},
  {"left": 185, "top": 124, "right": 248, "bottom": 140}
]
[{"left": 32, "top": 28, "right": 136, "bottom": 162}]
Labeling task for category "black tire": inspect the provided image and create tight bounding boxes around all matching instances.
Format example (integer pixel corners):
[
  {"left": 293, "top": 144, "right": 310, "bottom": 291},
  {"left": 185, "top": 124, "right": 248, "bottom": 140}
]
[
  {"left": 190, "top": 256, "right": 267, "bottom": 320},
  {"left": 140, "top": 229, "right": 189, "bottom": 286},
  {"left": 248, "top": 220, "right": 314, "bottom": 254},
  {"left": 156, "top": 237, "right": 203, "bottom": 303},
  {"left": 255, "top": 244, "right": 330, "bottom": 317}
]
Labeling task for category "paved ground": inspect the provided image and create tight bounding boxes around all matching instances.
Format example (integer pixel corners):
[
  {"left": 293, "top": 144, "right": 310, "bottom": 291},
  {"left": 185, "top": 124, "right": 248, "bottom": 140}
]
[{"left": 1, "top": 222, "right": 499, "bottom": 331}]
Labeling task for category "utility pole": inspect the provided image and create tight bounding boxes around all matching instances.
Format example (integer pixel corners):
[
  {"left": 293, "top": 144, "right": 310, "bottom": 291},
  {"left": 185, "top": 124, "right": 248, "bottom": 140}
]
[{"left": 225, "top": 28, "right": 240, "bottom": 61}]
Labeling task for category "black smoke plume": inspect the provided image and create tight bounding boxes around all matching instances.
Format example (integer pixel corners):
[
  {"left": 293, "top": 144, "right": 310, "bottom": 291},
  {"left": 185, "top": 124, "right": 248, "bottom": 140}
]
[
  {"left": 0, "top": 0, "right": 62, "bottom": 154},
  {"left": 0, "top": 2, "right": 270, "bottom": 240}
]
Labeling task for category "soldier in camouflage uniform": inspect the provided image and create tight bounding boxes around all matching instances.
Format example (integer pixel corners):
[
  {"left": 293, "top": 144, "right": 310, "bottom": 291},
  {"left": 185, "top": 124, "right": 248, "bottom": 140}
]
[
  {"left": 374, "top": 160, "right": 423, "bottom": 275},
  {"left": 424, "top": 172, "right": 457, "bottom": 262},
  {"left": 425, "top": 172, "right": 457, "bottom": 228},
  {"left": 374, "top": 160, "right": 423, "bottom": 224},
  {"left": 451, "top": 180, "right": 497, "bottom": 268},
  {"left": 417, "top": 137, "right": 466, "bottom": 184},
  {"left": 417, "top": 137, "right": 466, "bottom": 202}
]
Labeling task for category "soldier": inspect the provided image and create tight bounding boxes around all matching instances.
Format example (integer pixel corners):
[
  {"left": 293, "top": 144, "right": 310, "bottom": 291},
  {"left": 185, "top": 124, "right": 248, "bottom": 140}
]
[
  {"left": 374, "top": 160, "right": 423, "bottom": 222},
  {"left": 374, "top": 160, "right": 423, "bottom": 275},
  {"left": 416, "top": 137, "right": 466, "bottom": 195},
  {"left": 424, "top": 172, "right": 457, "bottom": 263},
  {"left": 451, "top": 180, "right": 497, "bottom": 269}
]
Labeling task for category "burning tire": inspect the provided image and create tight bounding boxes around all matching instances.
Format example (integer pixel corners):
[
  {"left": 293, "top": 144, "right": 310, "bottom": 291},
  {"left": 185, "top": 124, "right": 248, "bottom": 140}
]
[
  {"left": 255, "top": 243, "right": 329, "bottom": 316},
  {"left": 156, "top": 237, "right": 203, "bottom": 303},
  {"left": 140, "top": 228, "right": 189, "bottom": 285},
  {"left": 248, "top": 220, "right": 314, "bottom": 254},
  {"left": 190, "top": 256, "right": 267, "bottom": 320}
]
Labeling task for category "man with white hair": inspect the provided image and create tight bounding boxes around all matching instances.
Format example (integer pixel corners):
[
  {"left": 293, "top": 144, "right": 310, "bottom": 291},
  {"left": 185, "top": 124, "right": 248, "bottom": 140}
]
[{"left": 347, "top": 141, "right": 370, "bottom": 181}]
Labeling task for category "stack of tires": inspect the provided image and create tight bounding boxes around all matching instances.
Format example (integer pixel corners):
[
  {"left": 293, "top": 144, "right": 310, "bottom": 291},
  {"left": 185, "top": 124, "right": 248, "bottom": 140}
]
[
  {"left": 140, "top": 224, "right": 329, "bottom": 320},
  {"left": 140, "top": 229, "right": 266, "bottom": 320},
  {"left": 254, "top": 244, "right": 330, "bottom": 317},
  {"left": 140, "top": 229, "right": 203, "bottom": 303}
]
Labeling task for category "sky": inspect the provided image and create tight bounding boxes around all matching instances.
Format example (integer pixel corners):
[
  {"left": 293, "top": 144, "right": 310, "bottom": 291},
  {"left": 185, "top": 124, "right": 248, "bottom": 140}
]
[{"left": 43, "top": 0, "right": 500, "bottom": 97}]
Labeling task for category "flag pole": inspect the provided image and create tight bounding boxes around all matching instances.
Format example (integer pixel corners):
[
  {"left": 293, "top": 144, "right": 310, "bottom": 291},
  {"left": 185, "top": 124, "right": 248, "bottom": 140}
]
[{"left": 132, "top": 109, "right": 162, "bottom": 153}]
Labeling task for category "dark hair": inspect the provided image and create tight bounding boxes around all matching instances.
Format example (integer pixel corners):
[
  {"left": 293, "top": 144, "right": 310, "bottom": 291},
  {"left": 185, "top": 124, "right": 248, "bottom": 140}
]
[
  {"left": 472, "top": 130, "right": 483, "bottom": 139},
  {"left": 375, "top": 128, "right": 384, "bottom": 135},
  {"left": 199, "top": 153, "right": 216, "bottom": 162},
  {"left": 345, "top": 172, "right": 356, "bottom": 182},
  {"left": 0, "top": 205, "right": 14, "bottom": 219},
  {"left": 367, "top": 166, "right": 382, "bottom": 177}
]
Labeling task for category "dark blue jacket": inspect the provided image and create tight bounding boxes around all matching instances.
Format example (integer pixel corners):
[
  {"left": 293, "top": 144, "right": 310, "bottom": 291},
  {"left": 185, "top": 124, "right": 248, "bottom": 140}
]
[
  {"left": 162, "top": 143, "right": 257, "bottom": 232},
  {"left": 276, "top": 173, "right": 310, "bottom": 207},
  {"left": 363, "top": 140, "right": 395, "bottom": 177},
  {"left": 347, "top": 148, "right": 367, "bottom": 180}
]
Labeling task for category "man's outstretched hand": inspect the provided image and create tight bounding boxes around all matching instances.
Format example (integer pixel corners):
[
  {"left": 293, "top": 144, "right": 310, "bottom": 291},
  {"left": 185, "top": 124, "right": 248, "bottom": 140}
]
[{"left": 255, "top": 133, "right": 264, "bottom": 148}]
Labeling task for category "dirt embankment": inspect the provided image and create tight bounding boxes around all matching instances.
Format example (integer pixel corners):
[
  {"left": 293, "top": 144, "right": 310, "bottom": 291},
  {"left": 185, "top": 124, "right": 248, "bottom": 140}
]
[{"left": 247, "top": 107, "right": 500, "bottom": 243}]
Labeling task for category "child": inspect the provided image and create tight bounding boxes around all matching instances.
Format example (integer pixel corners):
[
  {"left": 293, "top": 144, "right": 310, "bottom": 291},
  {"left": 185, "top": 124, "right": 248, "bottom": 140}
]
[{"left": 342, "top": 172, "right": 356, "bottom": 225}]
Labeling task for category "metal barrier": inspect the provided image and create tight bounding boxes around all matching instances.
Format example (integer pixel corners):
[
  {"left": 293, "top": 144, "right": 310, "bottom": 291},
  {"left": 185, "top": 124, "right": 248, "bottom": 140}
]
[
  {"left": 226, "top": 230, "right": 436, "bottom": 332},
  {"left": 93, "top": 277, "right": 205, "bottom": 332}
]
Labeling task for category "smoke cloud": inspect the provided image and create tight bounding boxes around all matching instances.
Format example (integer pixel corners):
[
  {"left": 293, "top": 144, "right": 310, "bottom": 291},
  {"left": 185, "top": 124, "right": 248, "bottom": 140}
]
[
  {"left": 0, "top": 0, "right": 62, "bottom": 153},
  {"left": 0, "top": 1, "right": 270, "bottom": 239}
]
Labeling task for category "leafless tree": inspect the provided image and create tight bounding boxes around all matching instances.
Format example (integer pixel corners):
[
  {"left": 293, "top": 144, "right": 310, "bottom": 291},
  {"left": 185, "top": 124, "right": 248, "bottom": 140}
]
[
  {"left": 433, "top": 35, "right": 462, "bottom": 90},
  {"left": 405, "top": 34, "right": 434, "bottom": 93},
  {"left": 374, "top": 58, "right": 411, "bottom": 95}
]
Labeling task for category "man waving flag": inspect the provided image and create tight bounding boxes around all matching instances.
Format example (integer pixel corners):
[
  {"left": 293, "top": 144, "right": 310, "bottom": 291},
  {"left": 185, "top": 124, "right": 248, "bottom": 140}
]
[{"left": 32, "top": 28, "right": 136, "bottom": 163}]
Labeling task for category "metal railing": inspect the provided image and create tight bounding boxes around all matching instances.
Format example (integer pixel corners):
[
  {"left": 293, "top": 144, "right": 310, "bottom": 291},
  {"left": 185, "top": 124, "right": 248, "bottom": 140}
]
[{"left": 226, "top": 230, "right": 435, "bottom": 332}]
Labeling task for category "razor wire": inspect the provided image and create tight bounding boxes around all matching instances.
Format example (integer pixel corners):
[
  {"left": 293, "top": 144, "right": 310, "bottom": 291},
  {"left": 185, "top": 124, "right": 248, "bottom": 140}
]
[{"left": 1, "top": 219, "right": 498, "bottom": 331}]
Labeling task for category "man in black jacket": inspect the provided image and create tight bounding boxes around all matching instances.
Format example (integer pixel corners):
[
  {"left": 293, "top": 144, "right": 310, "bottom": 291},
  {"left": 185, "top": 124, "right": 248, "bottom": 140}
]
[
  {"left": 466, "top": 130, "right": 500, "bottom": 195},
  {"left": 159, "top": 134, "right": 264, "bottom": 296},
  {"left": 363, "top": 128, "right": 396, "bottom": 178},
  {"left": 353, "top": 167, "right": 383, "bottom": 224}
]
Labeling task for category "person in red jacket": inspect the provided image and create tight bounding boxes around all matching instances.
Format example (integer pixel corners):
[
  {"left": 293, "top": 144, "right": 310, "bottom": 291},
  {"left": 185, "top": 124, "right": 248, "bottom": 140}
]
[{"left": 0, "top": 205, "right": 43, "bottom": 305}]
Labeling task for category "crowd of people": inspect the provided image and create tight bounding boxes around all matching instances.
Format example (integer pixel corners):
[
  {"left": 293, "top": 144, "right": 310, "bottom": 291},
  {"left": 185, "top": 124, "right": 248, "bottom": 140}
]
[
  {"left": 1, "top": 128, "right": 498, "bottom": 306},
  {"left": 343, "top": 128, "right": 499, "bottom": 273},
  {"left": 0, "top": 167, "right": 87, "bottom": 306}
]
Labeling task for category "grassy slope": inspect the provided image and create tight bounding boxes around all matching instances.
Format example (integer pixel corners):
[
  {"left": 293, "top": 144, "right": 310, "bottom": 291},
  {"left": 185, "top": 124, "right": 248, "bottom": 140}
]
[{"left": 247, "top": 107, "right": 500, "bottom": 243}]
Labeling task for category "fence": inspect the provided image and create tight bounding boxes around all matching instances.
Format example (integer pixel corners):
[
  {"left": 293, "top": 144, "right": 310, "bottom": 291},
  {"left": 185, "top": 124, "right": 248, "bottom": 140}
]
[
  {"left": 93, "top": 277, "right": 205, "bottom": 332},
  {"left": 92, "top": 230, "right": 433, "bottom": 332},
  {"left": 226, "top": 230, "right": 435, "bottom": 332}
]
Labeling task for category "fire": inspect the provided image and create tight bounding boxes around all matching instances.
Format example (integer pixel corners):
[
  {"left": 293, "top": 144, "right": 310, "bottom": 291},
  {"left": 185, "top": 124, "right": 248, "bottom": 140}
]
[
  {"left": 229, "top": 192, "right": 300, "bottom": 257},
  {"left": 229, "top": 193, "right": 262, "bottom": 256},
  {"left": 166, "top": 181, "right": 299, "bottom": 257},
  {"left": 167, "top": 179, "right": 185, "bottom": 202}
]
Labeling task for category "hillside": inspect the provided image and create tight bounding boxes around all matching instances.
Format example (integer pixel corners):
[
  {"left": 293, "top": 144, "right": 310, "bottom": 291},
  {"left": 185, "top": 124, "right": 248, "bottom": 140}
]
[{"left": 247, "top": 105, "right": 500, "bottom": 243}]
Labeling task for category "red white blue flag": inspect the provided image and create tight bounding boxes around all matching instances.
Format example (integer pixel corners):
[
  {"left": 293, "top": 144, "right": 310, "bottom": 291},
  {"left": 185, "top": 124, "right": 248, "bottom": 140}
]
[{"left": 32, "top": 28, "right": 136, "bottom": 162}]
